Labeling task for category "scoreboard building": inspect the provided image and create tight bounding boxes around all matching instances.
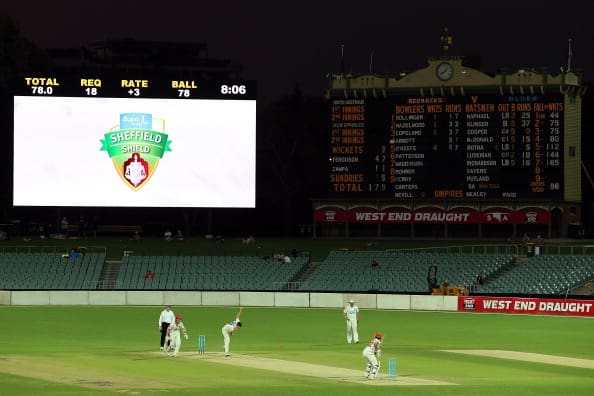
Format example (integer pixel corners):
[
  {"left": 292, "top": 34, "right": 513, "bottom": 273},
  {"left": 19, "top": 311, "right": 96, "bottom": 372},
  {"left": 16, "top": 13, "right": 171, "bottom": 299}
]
[{"left": 313, "top": 54, "right": 585, "bottom": 239}]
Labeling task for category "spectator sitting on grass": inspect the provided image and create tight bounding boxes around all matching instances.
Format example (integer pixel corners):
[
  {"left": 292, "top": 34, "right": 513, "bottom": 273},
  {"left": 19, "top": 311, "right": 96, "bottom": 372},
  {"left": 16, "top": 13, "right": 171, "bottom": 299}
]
[
  {"left": 242, "top": 235, "right": 255, "bottom": 245},
  {"left": 175, "top": 229, "right": 184, "bottom": 241}
]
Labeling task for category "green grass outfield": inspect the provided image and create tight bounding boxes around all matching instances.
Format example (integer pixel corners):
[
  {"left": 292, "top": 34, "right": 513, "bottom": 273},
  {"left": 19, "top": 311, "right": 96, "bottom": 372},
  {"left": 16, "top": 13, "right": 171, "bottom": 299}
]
[{"left": 0, "top": 306, "right": 593, "bottom": 395}]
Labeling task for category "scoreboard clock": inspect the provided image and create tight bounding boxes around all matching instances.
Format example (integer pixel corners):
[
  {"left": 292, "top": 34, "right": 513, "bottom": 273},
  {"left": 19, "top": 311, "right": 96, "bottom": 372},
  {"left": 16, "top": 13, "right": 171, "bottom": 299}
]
[
  {"left": 328, "top": 94, "right": 564, "bottom": 200},
  {"left": 13, "top": 73, "right": 257, "bottom": 208},
  {"left": 436, "top": 62, "right": 454, "bottom": 81}
]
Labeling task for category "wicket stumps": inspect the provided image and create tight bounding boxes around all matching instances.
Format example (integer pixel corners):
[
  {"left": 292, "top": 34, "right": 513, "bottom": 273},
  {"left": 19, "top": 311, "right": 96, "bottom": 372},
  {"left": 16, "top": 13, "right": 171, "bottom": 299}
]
[
  {"left": 387, "top": 358, "right": 397, "bottom": 379},
  {"left": 198, "top": 335, "right": 206, "bottom": 354}
]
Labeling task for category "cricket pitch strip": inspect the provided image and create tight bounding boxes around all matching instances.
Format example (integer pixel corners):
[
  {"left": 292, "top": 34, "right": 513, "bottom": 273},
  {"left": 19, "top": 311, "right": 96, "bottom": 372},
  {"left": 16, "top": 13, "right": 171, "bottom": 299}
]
[
  {"left": 187, "top": 352, "right": 455, "bottom": 386},
  {"left": 442, "top": 350, "right": 594, "bottom": 370},
  {"left": 0, "top": 352, "right": 453, "bottom": 390}
]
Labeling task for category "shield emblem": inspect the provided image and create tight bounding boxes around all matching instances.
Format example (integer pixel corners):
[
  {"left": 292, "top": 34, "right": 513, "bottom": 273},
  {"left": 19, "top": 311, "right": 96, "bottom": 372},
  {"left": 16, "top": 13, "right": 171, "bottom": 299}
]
[
  {"left": 123, "top": 153, "right": 149, "bottom": 188},
  {"left": 100, "top": 113, "right": 172, "bottom": 191}
]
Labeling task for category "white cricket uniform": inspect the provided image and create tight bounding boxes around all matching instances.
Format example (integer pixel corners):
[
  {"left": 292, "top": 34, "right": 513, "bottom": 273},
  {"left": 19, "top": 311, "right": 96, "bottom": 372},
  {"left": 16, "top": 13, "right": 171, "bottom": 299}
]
[
  {"left": 362, "top": 337, "right": 382, "bottom": 379},
  {"left": 221, "top": 318, "right": 240, "bottom": 355},
  {"left": 343, "top": 303, "right": 360, "bottom": 343},
  {"left": 167, "top": 320, "right": 186, "bottom": 357}
]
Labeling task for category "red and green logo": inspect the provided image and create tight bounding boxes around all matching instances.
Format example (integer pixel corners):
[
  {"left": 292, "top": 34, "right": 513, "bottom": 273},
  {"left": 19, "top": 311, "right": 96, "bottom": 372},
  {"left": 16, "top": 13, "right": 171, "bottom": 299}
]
[{"left": 100, "top": 113, "right": 172, "bottom": 190}]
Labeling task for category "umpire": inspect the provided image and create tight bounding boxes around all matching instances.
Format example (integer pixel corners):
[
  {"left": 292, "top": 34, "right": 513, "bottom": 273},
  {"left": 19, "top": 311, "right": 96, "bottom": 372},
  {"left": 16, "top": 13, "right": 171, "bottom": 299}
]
[{"left": 158, "top": 304, "right": 175, "bottom": 351}]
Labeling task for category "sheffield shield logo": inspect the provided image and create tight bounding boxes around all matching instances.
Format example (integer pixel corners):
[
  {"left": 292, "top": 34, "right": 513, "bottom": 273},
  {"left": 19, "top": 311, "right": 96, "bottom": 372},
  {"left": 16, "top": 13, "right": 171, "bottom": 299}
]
[{"left": 100, "top": 113, "right": 172, "bottom": 190}]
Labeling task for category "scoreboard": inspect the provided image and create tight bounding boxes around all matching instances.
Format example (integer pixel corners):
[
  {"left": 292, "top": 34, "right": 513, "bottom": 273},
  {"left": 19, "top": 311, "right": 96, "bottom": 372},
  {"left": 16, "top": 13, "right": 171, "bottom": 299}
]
[
  {"left": 17, "top": 75, "right": 256, "bottom": 99},
  {"left": 13, "top": 73, "right": 256, "bottom": 208},
  {"left": 329, "top": 94, "right": 564, "bottom": 200}
]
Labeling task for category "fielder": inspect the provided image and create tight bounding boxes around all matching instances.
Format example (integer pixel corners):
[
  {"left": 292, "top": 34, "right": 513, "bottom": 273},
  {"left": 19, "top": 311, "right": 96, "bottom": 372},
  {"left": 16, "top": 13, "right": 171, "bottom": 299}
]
[
  {"left": 166, "top": 314, "right": 189, "bottom": 357},
  {"left": 362, "top": 332, "right": 383, "bottom": 379},
  {"left": 343, "top": 299, "right": 360, "bottom": 343},
  {"left": 221, "top": 307, "right": 243, "bottom": 356}
]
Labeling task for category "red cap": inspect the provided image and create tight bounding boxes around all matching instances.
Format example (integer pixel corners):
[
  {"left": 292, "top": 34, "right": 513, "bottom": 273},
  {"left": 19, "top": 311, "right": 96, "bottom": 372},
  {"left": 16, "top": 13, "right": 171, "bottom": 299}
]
[
  {"left": 374, "top": 332, "right": 382, "bottom": 339},
  {"left": 175, "top": 314, "right": 182, "bottom": 319}
]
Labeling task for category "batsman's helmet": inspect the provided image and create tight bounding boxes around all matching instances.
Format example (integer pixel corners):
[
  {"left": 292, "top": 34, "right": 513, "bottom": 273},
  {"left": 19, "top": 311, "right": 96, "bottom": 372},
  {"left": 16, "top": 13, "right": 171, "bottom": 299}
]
[
  {"left": 374, "top": 332, "right": 383, "bottom": 339},
  {"left": 175, "top": 314, "right": 182, "bottom": 319}
]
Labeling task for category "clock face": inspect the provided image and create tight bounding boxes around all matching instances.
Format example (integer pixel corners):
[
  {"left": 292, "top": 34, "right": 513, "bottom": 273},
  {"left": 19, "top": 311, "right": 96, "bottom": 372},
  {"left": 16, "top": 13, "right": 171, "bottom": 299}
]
[{"left": 436, "top": 62, "right": 454, "bottom": 81}]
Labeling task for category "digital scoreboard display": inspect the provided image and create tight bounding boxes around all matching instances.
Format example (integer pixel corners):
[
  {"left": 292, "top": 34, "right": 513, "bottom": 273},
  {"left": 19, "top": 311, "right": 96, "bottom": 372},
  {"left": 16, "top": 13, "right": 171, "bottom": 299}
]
[
  {"left": 13, "top": 74, "right": 256, "bottom": 208},
  {"left": 329, "top": 94, "right": 564, "bottom": 200}
]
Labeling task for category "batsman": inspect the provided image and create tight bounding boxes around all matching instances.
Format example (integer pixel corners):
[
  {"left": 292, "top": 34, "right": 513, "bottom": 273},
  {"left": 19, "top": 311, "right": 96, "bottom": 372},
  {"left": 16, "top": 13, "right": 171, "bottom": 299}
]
[
  {"left": 362, "top": 332, "right": 383, "bottom": 379},
  {"left": 166, "top": 314, "right": 189, "bottom": 357}
]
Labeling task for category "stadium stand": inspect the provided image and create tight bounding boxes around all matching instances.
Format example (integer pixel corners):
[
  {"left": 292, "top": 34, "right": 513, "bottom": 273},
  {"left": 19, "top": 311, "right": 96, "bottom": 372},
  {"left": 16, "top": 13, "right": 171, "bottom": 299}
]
[
  {"left": 2, "top": 246, "right": 594, "bottom": 295},
  {"left": 302, "top": 250, "right": 515, "bottom": 293},
  {"left": 116, "top": 255, "right": 310, "bottom": 290},
  {"left": 479, "top": 255, "right": 594, "bottom": 295},
  {"left": 0, "top": 252, "right": 105, "bottom": 289}
]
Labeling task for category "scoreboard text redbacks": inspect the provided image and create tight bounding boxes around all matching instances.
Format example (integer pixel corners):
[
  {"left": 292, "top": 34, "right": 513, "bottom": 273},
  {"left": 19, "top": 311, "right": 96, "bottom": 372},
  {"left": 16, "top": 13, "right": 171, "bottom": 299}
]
[{"left": 329, "top": 94, "right": 564, "bottom": 200}]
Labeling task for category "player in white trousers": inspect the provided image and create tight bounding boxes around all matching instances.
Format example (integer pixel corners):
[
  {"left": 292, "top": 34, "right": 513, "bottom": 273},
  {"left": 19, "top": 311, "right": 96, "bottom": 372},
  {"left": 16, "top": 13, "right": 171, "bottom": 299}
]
[
  {"left": 221, "top": 307, "right": 243, "bottom": 356},
  {"left": 166, "top": 314, "right": 188, "bottom": 357},
  {"left": 362, "top": 332, "right": 383, "bottom": 379},
  {"left": 343, "top": 299, "right": 360, "bottom": 343}
]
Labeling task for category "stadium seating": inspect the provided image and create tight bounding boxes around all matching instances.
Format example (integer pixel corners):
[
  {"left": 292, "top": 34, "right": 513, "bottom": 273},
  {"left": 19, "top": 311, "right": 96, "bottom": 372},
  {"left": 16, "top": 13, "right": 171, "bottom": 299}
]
[
  {"left": 479, "top": 255, "right": 594, "bottom": 295},
  {"left": 0, "top": 252, "right": 105, "bottom": 289},
  {"left": 3, "top": 249, "right": 593, "bottom": 295},
  {"left": 116, "top": 255, "right": 310, "bottom": 290},
  {"left": 303, "top": 251, "right": 515, "bottom": 293}
]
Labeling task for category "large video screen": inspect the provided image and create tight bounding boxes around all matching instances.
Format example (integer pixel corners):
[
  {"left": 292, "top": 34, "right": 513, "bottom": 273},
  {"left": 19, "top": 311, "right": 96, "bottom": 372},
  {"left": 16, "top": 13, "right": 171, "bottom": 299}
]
[{"left": 13, "top": 76, "right": 256, "bottom": 208}]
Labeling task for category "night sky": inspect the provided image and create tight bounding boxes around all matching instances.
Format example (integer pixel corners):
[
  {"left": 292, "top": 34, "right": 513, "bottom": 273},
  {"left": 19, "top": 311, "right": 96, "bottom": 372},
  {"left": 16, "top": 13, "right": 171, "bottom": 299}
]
[{"left": 3, "top": 0, "right": 593, "bottom": 101}]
